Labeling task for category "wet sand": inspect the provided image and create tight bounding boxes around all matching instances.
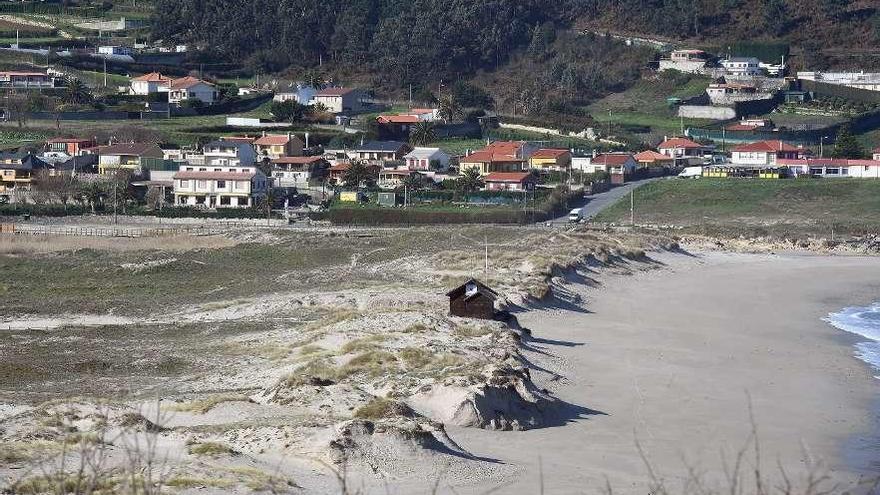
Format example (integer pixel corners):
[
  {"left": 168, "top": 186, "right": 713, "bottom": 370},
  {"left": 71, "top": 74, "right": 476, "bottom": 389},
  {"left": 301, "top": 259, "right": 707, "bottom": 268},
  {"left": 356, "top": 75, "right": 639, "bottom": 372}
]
[{"left": 452, "top": 251, "right": 880, "bottom": 494}]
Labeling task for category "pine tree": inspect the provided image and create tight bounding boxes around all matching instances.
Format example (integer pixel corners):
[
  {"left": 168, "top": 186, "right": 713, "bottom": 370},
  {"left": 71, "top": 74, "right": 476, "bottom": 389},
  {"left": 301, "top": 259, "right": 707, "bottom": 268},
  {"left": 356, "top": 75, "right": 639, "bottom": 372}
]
[{"left": 830, "top": 125, "right": 865, "bottom": 159}]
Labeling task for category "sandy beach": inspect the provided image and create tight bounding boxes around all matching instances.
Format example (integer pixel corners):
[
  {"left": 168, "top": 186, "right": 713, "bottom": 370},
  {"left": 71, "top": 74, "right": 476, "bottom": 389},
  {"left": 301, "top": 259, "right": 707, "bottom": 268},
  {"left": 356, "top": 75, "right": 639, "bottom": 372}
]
[{"left": 448, "top": 250, "right": 880, "bottom": 494}]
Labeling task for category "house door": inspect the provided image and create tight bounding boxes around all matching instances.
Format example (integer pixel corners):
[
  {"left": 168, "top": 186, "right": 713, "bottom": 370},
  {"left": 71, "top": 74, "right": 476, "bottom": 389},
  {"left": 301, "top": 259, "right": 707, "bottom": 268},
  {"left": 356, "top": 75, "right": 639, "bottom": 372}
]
[{"left": 209, "top": 196, "right": 217, "bottom": 208}]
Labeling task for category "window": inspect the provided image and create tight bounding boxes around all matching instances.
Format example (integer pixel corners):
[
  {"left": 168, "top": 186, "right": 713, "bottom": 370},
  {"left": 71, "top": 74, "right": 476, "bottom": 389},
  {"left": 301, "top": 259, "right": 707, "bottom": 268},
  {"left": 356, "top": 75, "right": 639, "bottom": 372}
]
[
  {"left": 197, "top": 180, "right": 207, "bottom": 189},
  {"left": 199, "top": 168, "right": 207, "bottom": 171},
  {"left": 214, "top": 168, "right": 222, "bottom": 172},
  {"left": 219, "top": 196, "right": 231, "bottom": 205},
  {"left": 186, "top": 167, "right": 194, "bottom": 171},
  {"left": 179, "top": 180, "right": 189, "bottom": 188},
  {"left": 217, "top": 180, "right": 226, "bottom": 188}
]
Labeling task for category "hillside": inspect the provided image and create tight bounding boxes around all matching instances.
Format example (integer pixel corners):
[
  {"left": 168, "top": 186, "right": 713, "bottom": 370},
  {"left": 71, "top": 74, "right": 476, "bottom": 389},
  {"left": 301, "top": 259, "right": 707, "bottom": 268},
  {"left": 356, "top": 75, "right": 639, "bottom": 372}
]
[
  {"left": 595, "top": 178, "right": 880, "bottom": 237},
  {"left": 151, "top": 0, "right": 879, "bottom": 84}
]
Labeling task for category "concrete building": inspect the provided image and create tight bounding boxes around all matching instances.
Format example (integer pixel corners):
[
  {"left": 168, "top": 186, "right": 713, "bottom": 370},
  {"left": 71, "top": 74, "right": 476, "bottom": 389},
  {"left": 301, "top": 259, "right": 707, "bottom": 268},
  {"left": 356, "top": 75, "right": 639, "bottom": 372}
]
[
  {"left": 96, "top": 143, "right": 164, "bottom": 174},
  {"left": 271, "top": 156, "right": 328, "bottom": 187},
  {"left": 313, "top": 88, "right": 368, "bottom": 114},
  {"left": 721, "top": 57, "right": 762, "bottom": 76},
  {"left": 0, "top": 71, "right": 55, "bottom": 89},
  {"left": 777, "top": 158, "right": 880, "bottom": 178},
  {"left": 202, "top": 140, "right": 257, "bottom": 167},
  {"left": 167, "top": 77, "right": 217, "bottom": 105},
  {"left": 529, "top": 149, "right": 572, "bottom": 172},
  {"left": 657, "top": 137, "right": 709, "bottom": 164},
  {"left": 659, "top": 49, "right": 711, "bottom": 74},
  {"left": 483, "top": 171, "right": 537, "bottom": 191},
  {"left": 173, "top": 165, "right": 267, "bottom": 208},
  {"left": 402, "top": 147, "right": 451, "bottom": 171}
]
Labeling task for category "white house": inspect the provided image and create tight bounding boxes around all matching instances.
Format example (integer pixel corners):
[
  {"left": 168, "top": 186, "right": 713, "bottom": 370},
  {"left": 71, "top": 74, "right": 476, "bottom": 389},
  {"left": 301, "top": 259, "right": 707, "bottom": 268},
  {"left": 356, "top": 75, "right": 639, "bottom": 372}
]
[
  {"left": 721, "top": 57, "right": 762, "bottom": 76},
  {"left": 577, "top": 153, "right": 638, "bottom": 174},
  {"left": 313, "top": 87, "right": 367, "bottom": 114},
  {"left": 657, "top": 137, "right": 709, "bottom": 165},
  {"left": 403, "top": 147, "right": 450, "bottom": 171},
  {"left": 173, "top": 165, "right": 267, "bottom": 208},
  {"left": 273, "top": 85, "right": 317, "bottom": 105},
  {"left": 202, "top": 140, "right": 257, "bottom": 167},
  {"left": 130, "top": 72, "right": 172, "bottom": 96},
  {"left": 659, "top": 49, "right": 711, "bottom": 74},
  {"left": 168, "top": 76, "right": 217, "bottom": 105},
  {"left": 873, "top": 147, "right": 880, "bottom": 161},
  {"left": 777, "top": 158, "right": 880, "bottom": 178},
  {"left": 730, "top": 140, "right": 805, "bottom": 167},
  {"left": 271, "top": 156, "right": 328, "bottom": 187}
]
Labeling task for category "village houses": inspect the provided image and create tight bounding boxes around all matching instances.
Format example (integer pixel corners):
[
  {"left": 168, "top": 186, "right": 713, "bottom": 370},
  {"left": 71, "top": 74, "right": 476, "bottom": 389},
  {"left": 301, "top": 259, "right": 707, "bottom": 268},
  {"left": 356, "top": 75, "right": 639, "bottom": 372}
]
[
  {"left": 96, "top": 143, "right": 164, "bottom": 174},
  {"left": 253, "top": 133, "right": 304, "bottom": 160},
  {"left": 313, "top": 87, "right": 368, "bottom": 114},
  {"left": 730, "top": 140, "right": 807, "bottom": 167},
  {"left": 202, "top": 140, "right": 257, "bottom": 167},
  {"left": 271, "top": 156, "right": 329, "bottom": 187},
  {"left": 402, "top": 147, "right": 451, "bottom": 171}
]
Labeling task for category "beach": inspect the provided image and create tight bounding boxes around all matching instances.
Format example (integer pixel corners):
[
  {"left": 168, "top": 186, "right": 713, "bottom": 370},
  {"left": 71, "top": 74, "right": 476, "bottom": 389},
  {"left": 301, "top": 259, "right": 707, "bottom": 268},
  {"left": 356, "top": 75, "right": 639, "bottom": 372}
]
[{"left": 450, "top": 250, "right": 880, "bottom": 494}]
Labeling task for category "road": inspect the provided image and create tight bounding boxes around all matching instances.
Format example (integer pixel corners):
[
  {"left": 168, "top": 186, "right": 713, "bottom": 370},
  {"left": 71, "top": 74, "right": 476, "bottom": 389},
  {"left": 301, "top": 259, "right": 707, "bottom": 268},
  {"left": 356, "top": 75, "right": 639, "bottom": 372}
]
[{"left": 547, "top": 177, "right": 663, "bottom": 224}]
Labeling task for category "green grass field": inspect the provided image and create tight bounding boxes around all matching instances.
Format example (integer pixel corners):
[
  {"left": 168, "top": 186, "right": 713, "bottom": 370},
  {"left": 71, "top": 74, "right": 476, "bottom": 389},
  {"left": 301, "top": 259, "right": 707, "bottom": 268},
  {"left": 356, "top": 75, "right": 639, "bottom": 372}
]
[{"left": 595, "top": 178, "right": 880, "bottom": 237}]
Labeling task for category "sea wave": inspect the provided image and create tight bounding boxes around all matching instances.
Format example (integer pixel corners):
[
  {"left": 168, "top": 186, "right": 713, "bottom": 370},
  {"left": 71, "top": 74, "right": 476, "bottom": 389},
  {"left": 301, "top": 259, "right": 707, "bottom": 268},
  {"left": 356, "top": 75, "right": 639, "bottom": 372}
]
[{"left": 825, "top": 303, "right": 880, "bottom": 379}]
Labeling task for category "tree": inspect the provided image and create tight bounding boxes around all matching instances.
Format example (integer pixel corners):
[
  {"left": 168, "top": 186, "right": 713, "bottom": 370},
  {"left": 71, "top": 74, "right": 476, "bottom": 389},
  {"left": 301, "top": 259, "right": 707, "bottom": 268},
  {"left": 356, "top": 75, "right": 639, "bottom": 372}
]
[
  {"left": 270, "top": 100, "right": 309, "bottom": 124},
  {"left": 438, "top": 94, "right": 462, "bottom": 123},
  {"left": 763, "top": 0, "right": 790, "bottom": 36},
  {"left": 343, "top": 162, "right": 373, "bottom": 189},
  {"left": 831, "top": 125, "right": 865, "bottom": 159},
  {"left": 409, "top": 121, "right": 436, "bottom": 146},
  {"left": 401, "top": 171, "right": 424, "bottom": 192},
  {"left": 64, "top": 78, "right": 93, "bottom": 105},
  {"left": 456, "top": 167, "right": 484, "bottom": 193}
]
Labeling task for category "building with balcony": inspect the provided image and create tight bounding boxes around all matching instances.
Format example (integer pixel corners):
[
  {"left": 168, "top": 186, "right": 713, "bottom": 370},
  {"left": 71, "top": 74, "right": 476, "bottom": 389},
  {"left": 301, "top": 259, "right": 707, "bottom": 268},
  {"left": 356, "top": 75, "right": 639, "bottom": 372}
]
[
  {"left": 202, "top": 140, "right": 257, "bottom": 167},
  {"left": 97, "top": 143, "right": 164, "bottom": 174},
  {"left": 173, "top": 165, "right": 267, "bottom": 208},
  {"left": 0, "top": 71, "right": 56, "bottom": 89},
  {"left": 0, "top": 151, "right": 49, "bottom": 197}
]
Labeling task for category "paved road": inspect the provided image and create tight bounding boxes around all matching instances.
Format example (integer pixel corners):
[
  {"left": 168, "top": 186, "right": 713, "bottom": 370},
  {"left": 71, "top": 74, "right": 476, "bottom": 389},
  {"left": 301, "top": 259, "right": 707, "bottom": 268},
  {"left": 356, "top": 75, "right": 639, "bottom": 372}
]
[{"left": 547, "top": 177, "right": 664, "bottom": 224}]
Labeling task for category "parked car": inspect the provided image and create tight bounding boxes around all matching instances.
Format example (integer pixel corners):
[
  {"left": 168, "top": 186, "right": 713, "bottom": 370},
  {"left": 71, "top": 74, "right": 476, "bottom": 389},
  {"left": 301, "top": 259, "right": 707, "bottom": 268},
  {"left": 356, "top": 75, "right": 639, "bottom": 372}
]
[
  {"left": 568, "top": 207, "right": 585, "bottom": 223},
  {"left": 678, "top": 166, "right": 703, "bottom": 178}
]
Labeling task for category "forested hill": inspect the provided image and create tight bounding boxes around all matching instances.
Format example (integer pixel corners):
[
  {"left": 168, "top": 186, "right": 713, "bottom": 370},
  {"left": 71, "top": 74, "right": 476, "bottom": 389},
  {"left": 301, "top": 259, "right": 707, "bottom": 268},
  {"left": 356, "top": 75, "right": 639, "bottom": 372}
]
[{"left": 151, "top": 0, "right": 879, "bottom": 86}]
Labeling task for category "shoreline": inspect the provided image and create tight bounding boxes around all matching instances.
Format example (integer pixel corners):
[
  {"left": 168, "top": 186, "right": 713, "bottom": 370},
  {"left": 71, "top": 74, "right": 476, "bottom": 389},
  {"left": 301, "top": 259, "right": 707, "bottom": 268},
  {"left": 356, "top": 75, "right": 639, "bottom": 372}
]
[{"left": 449, "top": 249, "right": 880, "bottom": 494}]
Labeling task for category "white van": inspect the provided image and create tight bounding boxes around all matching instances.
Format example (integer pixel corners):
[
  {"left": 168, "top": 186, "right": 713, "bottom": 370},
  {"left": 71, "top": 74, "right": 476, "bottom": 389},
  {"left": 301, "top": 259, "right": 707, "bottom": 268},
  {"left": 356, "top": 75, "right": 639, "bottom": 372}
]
[
  {"left": 568, "top": 207, "right": 585, "bottom": 223},
  {"left": 678, "top": 166, "right": 704, "bottom": 178}
]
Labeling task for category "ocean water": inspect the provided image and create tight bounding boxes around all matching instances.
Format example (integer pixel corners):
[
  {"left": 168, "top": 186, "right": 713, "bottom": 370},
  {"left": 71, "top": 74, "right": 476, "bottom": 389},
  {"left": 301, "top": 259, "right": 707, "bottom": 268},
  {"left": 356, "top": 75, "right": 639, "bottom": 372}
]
[{"left": 825, "top": 302, "right": 880, "bottom": 378}]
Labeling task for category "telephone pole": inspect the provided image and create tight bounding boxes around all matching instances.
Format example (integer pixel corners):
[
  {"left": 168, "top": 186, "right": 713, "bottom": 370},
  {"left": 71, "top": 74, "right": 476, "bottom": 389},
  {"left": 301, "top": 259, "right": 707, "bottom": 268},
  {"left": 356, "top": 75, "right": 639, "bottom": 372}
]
[{"left": 630, "top": 188, "right": 635, "bottom": 226}]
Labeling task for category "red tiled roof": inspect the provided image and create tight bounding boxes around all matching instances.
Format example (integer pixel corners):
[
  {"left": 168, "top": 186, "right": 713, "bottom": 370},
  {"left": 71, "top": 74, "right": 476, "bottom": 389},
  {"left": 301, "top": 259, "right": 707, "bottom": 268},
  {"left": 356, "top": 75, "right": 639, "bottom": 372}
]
[
  {"left": 483, "top": 141, "right": 525, "bottom": 156},
  {"left": 169, "top": 76, "right": 213, "bottom": 90},
  {"left": 634, "top": 150, "right": 671, "bottom": 162},
  {"left": 484, "top": 172, "right": 533, "bottom": 183},
  {"left": 316, "top": 87, "right": 355, "bottom": 97},
  {"left": 273, "top": 156, "right": 324, "bottom": 164},
  {"left": 531, "top": 149, "right": 569, "bottom": 159},
  {"left": 330, "top": 163, "right": 352, "bottom": 172},
  {"left": 377, "top": 115, "right": 420, "bottom": 124},
  {"left": 658, "top": 137, "right": 703, "bottom": 149},
  {"left": 254, "top": 134, "right": 295, "bottom": 146},
  {"left": 593, "top": 153, "right": 634, "bottom": 166},
  {"left": 461, "top": 150, "right": 525, "bottom": 164},
  {"left": 132, "top": 72, "right": 170, "bottom": 82},
  {"left": 732, "top": 140, "right": 800, "bottom": 153},
  {"left": 173, "top": 171, "right": 256, "bottom": 180}
]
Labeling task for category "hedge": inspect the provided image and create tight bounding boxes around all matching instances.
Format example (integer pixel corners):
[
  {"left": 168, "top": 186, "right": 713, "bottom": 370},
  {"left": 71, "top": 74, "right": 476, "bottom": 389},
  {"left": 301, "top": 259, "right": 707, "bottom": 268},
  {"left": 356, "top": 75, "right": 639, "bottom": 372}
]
[{"left": 0, "top": 204, "right": 278, "bottom": 220}]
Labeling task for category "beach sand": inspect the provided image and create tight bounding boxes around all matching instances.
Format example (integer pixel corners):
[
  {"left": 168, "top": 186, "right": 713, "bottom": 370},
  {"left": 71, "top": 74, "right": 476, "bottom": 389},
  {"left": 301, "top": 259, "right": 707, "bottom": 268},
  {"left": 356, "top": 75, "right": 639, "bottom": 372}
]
[{"left": 449, "top": 250, "right": 880, "bottom": 494}]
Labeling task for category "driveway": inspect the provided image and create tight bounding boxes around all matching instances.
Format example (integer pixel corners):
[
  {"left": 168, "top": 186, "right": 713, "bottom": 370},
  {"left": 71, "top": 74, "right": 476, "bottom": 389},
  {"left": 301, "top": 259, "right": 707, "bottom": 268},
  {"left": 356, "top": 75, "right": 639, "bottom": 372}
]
[{"left": 546, "top": 177, "right": 664, "bottom": 224}]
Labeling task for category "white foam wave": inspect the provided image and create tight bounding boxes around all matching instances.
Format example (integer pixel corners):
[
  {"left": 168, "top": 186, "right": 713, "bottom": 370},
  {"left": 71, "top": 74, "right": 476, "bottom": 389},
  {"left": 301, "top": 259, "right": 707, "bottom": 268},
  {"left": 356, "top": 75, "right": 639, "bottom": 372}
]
[{"left": 825, "top": 303, "right": 880, "bottom": 378}]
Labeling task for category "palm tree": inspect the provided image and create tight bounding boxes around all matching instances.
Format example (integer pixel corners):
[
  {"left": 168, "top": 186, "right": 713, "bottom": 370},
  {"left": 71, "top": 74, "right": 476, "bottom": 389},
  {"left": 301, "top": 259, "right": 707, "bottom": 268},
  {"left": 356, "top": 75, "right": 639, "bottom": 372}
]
[
  {"left": 409, "top": 121, "right": 436, "bottom": 146},
  {"left": 64, "top": 78, "right": 92, "bottom": 105},
  {"left": 456, "top": 167, "right": 483, "bottom": 193},
  {"left": 343, "top": 162, "right": 373, "bottom": 189}
]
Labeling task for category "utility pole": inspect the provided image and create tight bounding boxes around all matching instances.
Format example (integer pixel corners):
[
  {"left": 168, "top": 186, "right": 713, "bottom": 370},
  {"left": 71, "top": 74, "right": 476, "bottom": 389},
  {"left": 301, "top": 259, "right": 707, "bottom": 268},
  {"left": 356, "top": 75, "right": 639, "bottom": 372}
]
[
  {"left": 630, "top": 188, "right": 635, "bottom": 226},
  {"left": 113, "top": 176, "right": 118, "bottom": 225},
  {"left": 103, "top": 58, "right": 107, "bottom": 88},
  {"left": 484, "top": 235, "right": 489, "bottom": 281}
]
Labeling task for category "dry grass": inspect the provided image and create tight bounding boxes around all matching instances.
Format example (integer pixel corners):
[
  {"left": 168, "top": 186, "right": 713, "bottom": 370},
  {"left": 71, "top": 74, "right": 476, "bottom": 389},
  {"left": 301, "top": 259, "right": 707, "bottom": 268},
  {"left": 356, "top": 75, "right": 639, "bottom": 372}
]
[
  {"left": 400, "top": 322, "right": 431, "bottom": 333},
  {"left": 0, "top": 440, "right": 60, "bottom": 464},
  {"left": 453, "top": 324, "right": 494, "bottom": 338},
  {"left": 187, "top": 440, "right": 237, "bottom": 457},
  {"left": 299, "top": 344, "right": 327, "bottom": 356},
  {"left": 339, "top": 350, "right": 399, "bottom": 379},
  {"left": 339, "top": 335, "right": 388, "bottom": 354},
  {"left": 165, "top": 476, "right": 235, "bottom": 489},
  {"left": 0, "top": 233, "right": 236, "bottom": 254},
  {"left": 353, "top": 397, "right": 412, "bottom": 420},
  {"left": 304, "top": 308, "right": 363, "bottom": 332},
  {"left": 398, "top": 347, "right": 435, "bottom": 369},
  {"left": 168, "top": 394, "right": 252, "bottom": 415}
]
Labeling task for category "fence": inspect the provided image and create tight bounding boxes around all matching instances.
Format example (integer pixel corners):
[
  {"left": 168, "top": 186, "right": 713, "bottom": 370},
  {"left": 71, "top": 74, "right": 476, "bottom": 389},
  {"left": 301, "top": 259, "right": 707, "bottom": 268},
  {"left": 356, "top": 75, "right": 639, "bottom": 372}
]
[{"left": 3, "top": 223, "right": 233, "bottom": 238}]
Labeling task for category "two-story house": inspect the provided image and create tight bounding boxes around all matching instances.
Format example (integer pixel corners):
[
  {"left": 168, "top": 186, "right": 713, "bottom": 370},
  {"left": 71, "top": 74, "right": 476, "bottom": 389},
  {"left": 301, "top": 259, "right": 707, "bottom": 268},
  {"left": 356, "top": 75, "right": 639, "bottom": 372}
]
[
  {"left": 97, "top": 143, "right": 164, "bottom": 174},
  {"left": 721, "top": 57, "right": 762, "bottom": 76},
  {"left": 47, "top": 137, "right": 97, "bottom": 157},
  {"left": 458, "top": 150, "right": 526, "bottom": 176},
  {"left": 0, "top": 151, "right": 49, "bottom": 197},
  {"left": 253, "top": 133, "right": 304, "bottom": 160},
  {"left": 0, "top": 71, "right": 56, "bottom": 89},
  {"left": 272, "top": 156, "right": 329, "bottom": 187},
  {"left": 130, "top": 72, "right": 172, "bottom": 96},
  {"left": 657, "top": 137, "right": 709, "bottom": 165},
  {"left": 731, "top": 140, "right": 806, "bottom": 167},
  {"left": 351, "top": 141, "right": 412, "bottom": 164},
  {"left": 173, "top": 165, "right": 267, "bottom": 208},
  {"left": 402, "top": 147, "right": 451, "bottom": 171},
  {"left": 167, "top": 76, "right": 217, "bottom": 105},
  {"left": 202, "top": 140, "right": 257, "bottom": 167},
  {"left": 313, "top": 87, "right": 367, "bottom": 114},
  {"left": 528, "top": 149, "right": 572, "bottom": 172}
]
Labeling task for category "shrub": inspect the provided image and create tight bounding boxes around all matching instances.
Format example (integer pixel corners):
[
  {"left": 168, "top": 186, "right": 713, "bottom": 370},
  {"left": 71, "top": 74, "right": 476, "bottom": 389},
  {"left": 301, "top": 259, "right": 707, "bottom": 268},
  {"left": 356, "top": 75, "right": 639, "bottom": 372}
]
[{"left": 353, "top": 397, "right": 414, "bottom": 420}]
